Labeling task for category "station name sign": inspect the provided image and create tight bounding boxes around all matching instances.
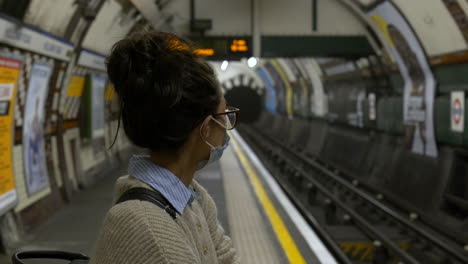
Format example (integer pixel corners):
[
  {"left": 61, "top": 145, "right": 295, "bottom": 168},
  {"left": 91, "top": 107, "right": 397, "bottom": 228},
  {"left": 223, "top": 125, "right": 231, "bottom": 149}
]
[
  {"left": 77, "top": 49, "right": 106, "bottom": 72},
  {"left": 0, "top": 15, "right": 73, "bottom": 61}
]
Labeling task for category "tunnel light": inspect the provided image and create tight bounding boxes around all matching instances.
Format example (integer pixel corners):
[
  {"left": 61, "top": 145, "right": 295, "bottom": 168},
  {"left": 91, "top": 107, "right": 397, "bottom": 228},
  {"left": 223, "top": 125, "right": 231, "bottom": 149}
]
[
  {"left": 221, "top": 60, "right": 229, "bottom": 71},
  {"left": 247, "top": 57, "right": 257, "bottom": 68}
]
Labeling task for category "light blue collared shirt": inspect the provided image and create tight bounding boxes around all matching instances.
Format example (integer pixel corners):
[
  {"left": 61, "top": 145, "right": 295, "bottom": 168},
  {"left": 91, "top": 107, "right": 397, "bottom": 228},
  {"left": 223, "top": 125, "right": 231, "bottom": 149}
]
[{"left": 128, "top": 155, "right": 201, "bottom": 214}]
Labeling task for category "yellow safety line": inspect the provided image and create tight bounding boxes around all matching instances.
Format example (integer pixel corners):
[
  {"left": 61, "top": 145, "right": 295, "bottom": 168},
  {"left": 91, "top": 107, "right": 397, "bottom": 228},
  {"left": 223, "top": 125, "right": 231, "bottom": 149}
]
[{"left": 230, "top": 134, "right": 306, "bottom": 264}]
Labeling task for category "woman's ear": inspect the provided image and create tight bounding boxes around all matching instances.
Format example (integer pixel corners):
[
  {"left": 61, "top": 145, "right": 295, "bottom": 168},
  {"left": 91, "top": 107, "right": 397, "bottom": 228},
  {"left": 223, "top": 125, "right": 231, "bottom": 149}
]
[{"left": 200, "top": 115, "right": 212, "bottom": 139}]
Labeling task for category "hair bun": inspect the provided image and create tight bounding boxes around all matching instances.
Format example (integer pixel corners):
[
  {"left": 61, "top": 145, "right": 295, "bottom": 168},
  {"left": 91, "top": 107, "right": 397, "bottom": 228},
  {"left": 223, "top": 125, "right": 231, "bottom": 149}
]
[{"left": 107, "top": 32, "right": 194, "bottom": 107}]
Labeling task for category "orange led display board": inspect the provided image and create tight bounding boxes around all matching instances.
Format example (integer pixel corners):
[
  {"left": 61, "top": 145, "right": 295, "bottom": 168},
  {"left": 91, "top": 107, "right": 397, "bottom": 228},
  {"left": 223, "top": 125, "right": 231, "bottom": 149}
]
[{"left": 191, "top": 36, "right": 252, "bottom": 60}]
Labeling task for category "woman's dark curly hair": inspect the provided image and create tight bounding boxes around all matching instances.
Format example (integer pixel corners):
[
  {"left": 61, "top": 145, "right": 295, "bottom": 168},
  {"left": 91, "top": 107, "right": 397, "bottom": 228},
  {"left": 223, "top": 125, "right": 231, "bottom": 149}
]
[{"left": 107, "top": 30, "right": 220, "bottom": 151}]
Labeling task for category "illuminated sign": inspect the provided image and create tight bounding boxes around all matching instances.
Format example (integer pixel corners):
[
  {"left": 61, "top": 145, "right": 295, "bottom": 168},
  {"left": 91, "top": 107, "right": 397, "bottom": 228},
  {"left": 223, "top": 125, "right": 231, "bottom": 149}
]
[
  {"left": 231, "top": 39, "right": 248, "bottom": 52},
  {"left": 191, "top": 36, "right": 252, "bottom": 60},
  {"left": 194, "top": 48, "right": 215, "bottom": 56}
]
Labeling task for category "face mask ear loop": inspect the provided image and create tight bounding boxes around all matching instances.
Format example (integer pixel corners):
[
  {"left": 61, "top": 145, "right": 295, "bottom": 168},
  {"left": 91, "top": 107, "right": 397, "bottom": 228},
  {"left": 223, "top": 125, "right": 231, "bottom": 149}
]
[
  {"left": 200, "top": 118, "right": 215, "bottom": 149},
  {"left": 211, "top": 116, "right": 228, "bottom": 129}
]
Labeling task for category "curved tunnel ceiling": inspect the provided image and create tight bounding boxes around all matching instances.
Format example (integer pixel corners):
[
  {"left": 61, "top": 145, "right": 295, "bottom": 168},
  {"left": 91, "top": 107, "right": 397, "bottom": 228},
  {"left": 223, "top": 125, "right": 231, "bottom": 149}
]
[
  {"left": 339, "top": 0, "right": 468, "bottom": 59},
  {"left": 82, "top": 0, "right": 137, "bottom": 54},
  {"left": 17, "top": 0, "right": 468, "bottom": 60},
  {"left": 5, "top": 0, "right": 468, "bottom": 133},
  {"left": 24, "top": 0, "right": 78, "bottom": 39}
]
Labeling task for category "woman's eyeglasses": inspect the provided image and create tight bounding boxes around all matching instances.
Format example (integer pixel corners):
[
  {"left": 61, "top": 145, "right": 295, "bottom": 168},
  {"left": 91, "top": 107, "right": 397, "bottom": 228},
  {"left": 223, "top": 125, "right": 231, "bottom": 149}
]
[{"left": 212, "top": 106, "right": 240, "bottom": 130}]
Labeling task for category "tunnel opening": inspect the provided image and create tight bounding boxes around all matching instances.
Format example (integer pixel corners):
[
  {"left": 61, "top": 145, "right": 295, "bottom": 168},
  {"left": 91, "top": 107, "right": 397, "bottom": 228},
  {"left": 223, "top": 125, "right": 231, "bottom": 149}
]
[{"left": 224, "top": 85, "right": 263, "bottom": 125}]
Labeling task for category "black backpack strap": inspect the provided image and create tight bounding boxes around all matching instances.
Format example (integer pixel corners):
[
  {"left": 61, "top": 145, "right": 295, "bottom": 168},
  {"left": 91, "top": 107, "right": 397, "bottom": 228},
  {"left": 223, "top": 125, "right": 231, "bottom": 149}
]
[
  {"left": 116, "top": 187, "right": 178, "bottom": 220},
  {"left": 12, "top": 250, "right": 89, "bottom": 264}
]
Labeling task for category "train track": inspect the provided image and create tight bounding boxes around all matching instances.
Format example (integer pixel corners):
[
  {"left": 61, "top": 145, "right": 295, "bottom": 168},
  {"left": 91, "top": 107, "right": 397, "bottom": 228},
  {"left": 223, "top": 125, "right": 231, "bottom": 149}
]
[{"left": 238, "top": 124, "right": 468, "bottom": 264}]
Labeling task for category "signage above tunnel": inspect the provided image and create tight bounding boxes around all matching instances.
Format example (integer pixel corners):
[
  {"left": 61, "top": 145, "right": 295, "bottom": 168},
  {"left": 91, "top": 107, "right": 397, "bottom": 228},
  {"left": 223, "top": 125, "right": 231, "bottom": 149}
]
[
  {"left": 261, "top": 36, "right": 375, "bottom": 58},
  {"left": 191, "top": 36, "right": 252, "bottom": 60}
]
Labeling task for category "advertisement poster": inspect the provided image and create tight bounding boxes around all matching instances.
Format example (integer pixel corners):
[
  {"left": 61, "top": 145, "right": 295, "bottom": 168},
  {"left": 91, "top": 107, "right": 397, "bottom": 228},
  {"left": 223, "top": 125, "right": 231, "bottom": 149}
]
[
  {"left": 265, "top": 62, "right": 286, "bottom": 115},
  {"left": 64, "top": 75, "right": 85, "bottom": 119},
  {"left": 91, "top": 74, "right": 106, "bottom": 138},
  {"left": 451, "top": 91, "right": 465, "bottom": 132},
  {"left": 67, "top": 75, "right": 85, "bottom": 97},
  {"left": 368, "top": 1, "right": 438, "bottom": 157},
  {"left": 23, "top": 63, "right": 52, "bottom": 195},
  {"left": 286, "top": 59, "right": 309, "bottom": 117},
  {"left": 256, "top": 67, "right": 277, "bottom": 113},
  {"left": 300, "top": 58, "right": 326, "bottom": 117},
  {"left": 369, "top": 93, "right": 377, "bottom": 121},
  {"left": 293, "top": 59, "right": 312, "bottom": 118},
  {"left": 0, "top": 56, "right": 21, "bottom": 215},
  {"left": 91, "top": 74, "right": 107, "bottom": 158},
  {"left": 271, "top": 59, "right": 294, "bottom": 117}
]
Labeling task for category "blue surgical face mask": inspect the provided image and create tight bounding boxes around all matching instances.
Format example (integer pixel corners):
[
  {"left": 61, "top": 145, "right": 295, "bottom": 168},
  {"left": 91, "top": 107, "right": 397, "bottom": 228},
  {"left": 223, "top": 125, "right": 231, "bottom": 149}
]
[{"left": 197, "top": 127, "right": 230, "bottom": 170}]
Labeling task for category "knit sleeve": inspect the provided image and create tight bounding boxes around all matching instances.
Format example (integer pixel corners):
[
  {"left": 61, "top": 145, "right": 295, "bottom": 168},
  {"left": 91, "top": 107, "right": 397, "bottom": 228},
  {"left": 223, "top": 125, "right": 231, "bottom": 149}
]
[
  {"left": 91, "top": 202, "right": 172, "bottom": 264},
  {"left": 196, "top": 183, "right": 240, "bottom": 264}
]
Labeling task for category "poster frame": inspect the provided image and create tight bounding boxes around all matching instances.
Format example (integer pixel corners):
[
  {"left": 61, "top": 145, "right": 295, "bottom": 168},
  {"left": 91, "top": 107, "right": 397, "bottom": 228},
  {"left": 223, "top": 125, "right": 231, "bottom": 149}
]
[
  {"left": 368, "top": 0, "right": 438, "bottom": 157},
  {"left": 256, "top": 67, "right": 277, "bottom": 113},
  {"left": 451, "top": 91, "right": 465, "bottom": 133},
  {"left": 22, "top": 61, "right": 53, "bottom": 196},
  {"left": 90, "top": 73, "right": 107, "bottom": 160},
  {"left": 0, "top": 52, "right": 23, "bottom": 216}
]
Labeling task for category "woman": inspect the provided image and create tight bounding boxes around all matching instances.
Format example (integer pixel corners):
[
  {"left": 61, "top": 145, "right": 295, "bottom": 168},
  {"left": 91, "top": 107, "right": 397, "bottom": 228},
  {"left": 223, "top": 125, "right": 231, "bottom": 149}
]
[{"left": 92, "top": 30, "right": 240, "bottom": 264}]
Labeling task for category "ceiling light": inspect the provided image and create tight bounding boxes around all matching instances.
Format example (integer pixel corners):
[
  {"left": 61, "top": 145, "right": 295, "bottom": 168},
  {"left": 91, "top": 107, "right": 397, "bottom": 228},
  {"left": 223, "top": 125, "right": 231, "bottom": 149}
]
[
  {"left": 247, "top": 57, "right": 257, "bottom": 68},
  {"left": 221, "top": 60, "right": 229, "bottom": 71}
]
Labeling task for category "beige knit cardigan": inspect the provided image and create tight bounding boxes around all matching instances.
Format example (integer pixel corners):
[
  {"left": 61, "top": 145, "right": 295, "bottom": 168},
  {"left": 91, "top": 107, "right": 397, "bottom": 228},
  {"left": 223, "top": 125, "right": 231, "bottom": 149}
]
[{"left": 91, "top": 175, "right": 240, "bottom": 264}]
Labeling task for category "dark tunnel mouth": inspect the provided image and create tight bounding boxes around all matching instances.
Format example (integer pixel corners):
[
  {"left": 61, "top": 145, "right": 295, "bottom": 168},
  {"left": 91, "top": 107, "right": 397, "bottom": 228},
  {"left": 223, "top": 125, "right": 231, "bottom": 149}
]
[{"left": 224, "top": 85, "right": 264, "bottom": 124}]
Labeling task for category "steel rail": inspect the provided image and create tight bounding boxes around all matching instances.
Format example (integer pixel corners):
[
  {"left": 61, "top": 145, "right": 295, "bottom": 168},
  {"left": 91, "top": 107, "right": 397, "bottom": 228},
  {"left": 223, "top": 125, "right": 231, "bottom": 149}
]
[
  {"left": 242, "top": 127, "right": 419, "bottom": 264},
  {"left": 242, "top": 124, "right": 468, "bottom": 263}
]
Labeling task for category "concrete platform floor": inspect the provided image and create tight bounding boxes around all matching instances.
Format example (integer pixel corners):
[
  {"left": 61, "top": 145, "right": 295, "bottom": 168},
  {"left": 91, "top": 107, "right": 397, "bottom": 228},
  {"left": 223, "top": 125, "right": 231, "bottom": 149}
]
[{"left": 0, "top": 159, "right": 127, "bottom": 263}]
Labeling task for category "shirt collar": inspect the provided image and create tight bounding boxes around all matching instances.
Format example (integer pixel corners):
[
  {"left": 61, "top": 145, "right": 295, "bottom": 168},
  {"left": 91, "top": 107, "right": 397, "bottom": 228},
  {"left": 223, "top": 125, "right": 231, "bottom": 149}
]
[{"left": 128, "top": 155, "right": 199, "bottom": 214}]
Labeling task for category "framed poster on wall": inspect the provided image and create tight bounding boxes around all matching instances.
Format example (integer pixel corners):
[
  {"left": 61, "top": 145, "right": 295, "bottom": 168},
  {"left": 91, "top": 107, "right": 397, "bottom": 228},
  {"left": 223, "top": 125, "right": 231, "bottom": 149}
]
[
  {"left": 64, "top": 74, "right": 85, "bottom": 120},
  {"left": 91, "top": 74, "right": 106, "bottom": 139},
  {"left": 0, "top": 55, "right": 21, "bottom": 216},
  {"left": 90, "top": 74, "right": 107, "bottom": 159},
  {"left": 256, "top": 67, "right": 277, "bottom": 114},
  {"left": 264, "top": 62, "right": 287, "bottom": 115},
  {"left": 368, "top": 1, "right": 438, "bottom": 157},
  {"left": 22, "top": 62, "right": 52, "bottom": 195}
]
